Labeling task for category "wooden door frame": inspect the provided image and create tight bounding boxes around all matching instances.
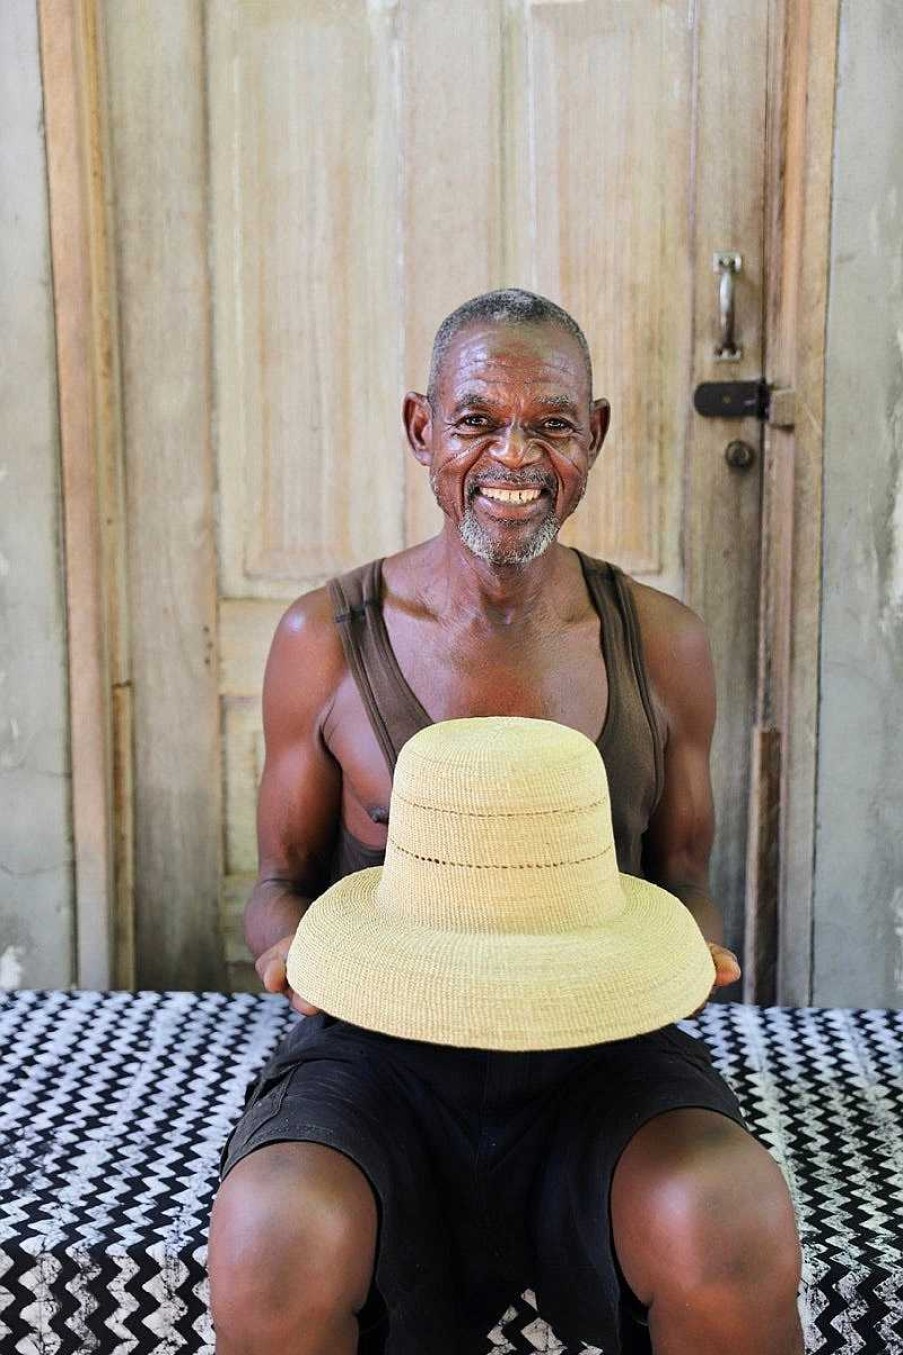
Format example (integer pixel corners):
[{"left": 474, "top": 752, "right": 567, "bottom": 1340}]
[
  {"left": 42, "top": 0, "right": 838, "bottom": 997},
  {"left": 38, "top": 0, "right": 133, "bottom": 988},
  {"left": 744, "top": 0, "right": 840, "bottom": 1005}
]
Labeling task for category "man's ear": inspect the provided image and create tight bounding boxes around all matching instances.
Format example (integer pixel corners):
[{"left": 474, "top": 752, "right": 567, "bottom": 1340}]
[
  {"left": 587, "top": 397, "right": 611, "bottom": 469},
  {"left": 403, "top": 391, "right": 432, "bottom": 465}
]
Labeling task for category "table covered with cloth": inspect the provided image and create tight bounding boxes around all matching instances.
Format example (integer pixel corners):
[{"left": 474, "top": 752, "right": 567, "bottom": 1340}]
[{"left": 0, "top": 990, "right": 900, "bottom": 1354}]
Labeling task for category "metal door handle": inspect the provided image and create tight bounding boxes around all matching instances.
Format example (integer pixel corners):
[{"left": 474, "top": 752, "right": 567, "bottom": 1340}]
[{"left": 713, "top": 251, "right": 742, "bottom": 361}]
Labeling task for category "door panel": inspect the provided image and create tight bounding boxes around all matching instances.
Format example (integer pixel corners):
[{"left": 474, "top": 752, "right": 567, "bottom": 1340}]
[
  {"left": 400, "top": 0, "right": 509, "bottom": 544},
  {"left": 209, "top": 0, "right": 405, "bottom": 601},
  {"left": 528, "top": 0, "right": 696, "bottom": 581},
  {"left": 684, "top": 0, "right": 768, "bottom": 955},
  {"left": 103, "top": 2, "right": 223, "bottom": 990},
  {"left": 400, "top": 1, "right": 697, "bottom": 584},
  {"left": 109, "top": 0, "right": 767, "bottom": 989}
]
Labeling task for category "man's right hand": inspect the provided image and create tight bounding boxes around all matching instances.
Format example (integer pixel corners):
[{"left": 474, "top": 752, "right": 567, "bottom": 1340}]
[{"left": 255, "top": 935, "right": 321, "bottom": 1017}]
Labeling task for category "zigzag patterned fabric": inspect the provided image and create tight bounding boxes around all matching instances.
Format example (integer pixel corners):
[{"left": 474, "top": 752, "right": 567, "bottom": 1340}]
[{"left": 0, "top": 991, "right": 900, "bottom": 1353}]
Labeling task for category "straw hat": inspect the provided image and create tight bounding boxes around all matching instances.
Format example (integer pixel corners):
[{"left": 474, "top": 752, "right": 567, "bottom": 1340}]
[{"left": 287, "top": 717, "right": 714, "bottom": 1051}]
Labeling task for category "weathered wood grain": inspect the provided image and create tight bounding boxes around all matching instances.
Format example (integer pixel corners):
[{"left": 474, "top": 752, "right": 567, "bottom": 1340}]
[
  {"left": 760, "top": 0, "right": 839, "bottom": 1004},
  {"left": 744, "top": 725, "right": 782, "bottom": 1003},
  {"left": 39, "top": 0, "right": 114, "bottom": 987},
  {"left": 529, "top": 0, "right": 695, "bottom": 578},
  {"left": 209, "top": 0, "right": 405, "bottom": 601},
  {"left": 683, "top": 0, "right": 770, "bottom": 961},
  {"left": 103, "top": 0, "right": 223, "bottom": 989},
  {"left": 223, "top": 700, "right": 265, "bottom": 879},
  {"left": 400, "top": 0, "right": 507, "bottom": 546},
  {"left": 221, "top": 872, "right": 261, "bottom": 993},
  {"left": 219, "top": 598, "right": 288, "bottom": 699}
]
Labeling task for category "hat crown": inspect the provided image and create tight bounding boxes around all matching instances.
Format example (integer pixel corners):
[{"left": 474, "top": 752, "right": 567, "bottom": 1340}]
[
  {"left": 377, "top": 717, "right": 623, "bottom": 934},
  {"left": 392, "top": 716, "right": 608, "bottom": 818}
]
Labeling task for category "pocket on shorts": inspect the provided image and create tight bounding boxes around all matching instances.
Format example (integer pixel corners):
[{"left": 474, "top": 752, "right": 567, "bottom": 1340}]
[
  {"left": 220, "top": 1070, "right": 294, "bottom": 1176},
  {"left": 242, "top": 1070, "right": 293, "bottom": 1137}
]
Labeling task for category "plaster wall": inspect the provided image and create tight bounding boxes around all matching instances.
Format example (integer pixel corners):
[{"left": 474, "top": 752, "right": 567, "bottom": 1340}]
[
  {"left": 0, "top": 0, "right": 74, "bottom": 987},
  {"left": 814, "top": 0, "right": 903, "bottom": 1006}
]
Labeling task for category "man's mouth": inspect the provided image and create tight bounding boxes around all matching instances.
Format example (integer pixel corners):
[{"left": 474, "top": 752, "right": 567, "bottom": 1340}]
[
  {"left": 460, "top": 477, "right": 561, "bottom": 564},
  {"left": 468, "top": 470, "right": 555, "bottom": 512},
  {"left": 478, "top": 486, "right": 544, "bottom": 505}
]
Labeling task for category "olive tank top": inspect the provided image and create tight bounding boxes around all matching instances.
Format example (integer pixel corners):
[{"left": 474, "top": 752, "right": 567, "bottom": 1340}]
[{"left": 326, "top": 551, "right": 664, "bottom": 882}]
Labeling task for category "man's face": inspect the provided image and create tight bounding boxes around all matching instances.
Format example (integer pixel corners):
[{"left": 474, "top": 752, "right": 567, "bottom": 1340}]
[{"left": 408, "top": 321, "right": 608, "bottom": 566}]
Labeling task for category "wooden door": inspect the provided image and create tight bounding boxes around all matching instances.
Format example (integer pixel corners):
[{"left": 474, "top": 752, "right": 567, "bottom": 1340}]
[{"left": 100, "top": 0, "right": 770, "bottom": 991}]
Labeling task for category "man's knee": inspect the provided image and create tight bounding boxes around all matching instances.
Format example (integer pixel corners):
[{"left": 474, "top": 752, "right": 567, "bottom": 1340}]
[
  {"left": 612, "top": 1109, "right": 801, "bottom": 1307},
  {"left": 208, "top": 1141, "right": 378, "bottom": 1339}
]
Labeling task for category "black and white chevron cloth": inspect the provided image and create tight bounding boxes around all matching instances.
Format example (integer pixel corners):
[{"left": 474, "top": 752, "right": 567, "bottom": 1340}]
[{"left": 0, "top": 992, "right": 900, "bottom": 1353}]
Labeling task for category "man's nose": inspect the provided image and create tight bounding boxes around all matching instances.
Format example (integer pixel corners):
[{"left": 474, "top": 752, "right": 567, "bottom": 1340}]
[{"left": 490, "top": 425, "right": 542, "bottom": 469}]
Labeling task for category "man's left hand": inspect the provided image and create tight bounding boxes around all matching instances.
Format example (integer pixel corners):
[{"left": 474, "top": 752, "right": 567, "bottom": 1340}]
[
  {"left": 709, "top": 942, "right": 741, "bottom": 991},
  {"left": 691, "top": 942, "right": 741, "bottom": 1016}
]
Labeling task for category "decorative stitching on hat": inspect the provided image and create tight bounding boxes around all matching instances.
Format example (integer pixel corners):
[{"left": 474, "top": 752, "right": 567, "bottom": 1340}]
[
  {"left": 391, "top": 793, "right": 609, "bottom": 819},
  {"left": 388, "top": 840, "right": 613, "bottom": 868}
]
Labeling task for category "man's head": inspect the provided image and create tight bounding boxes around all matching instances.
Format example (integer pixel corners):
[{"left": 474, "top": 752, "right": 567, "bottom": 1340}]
[
  {"left": 405, "top": 289, "right": 610, "bottom": 567},
  {"left": 425, "top": 290, "right": 594, "bottom": 408}
]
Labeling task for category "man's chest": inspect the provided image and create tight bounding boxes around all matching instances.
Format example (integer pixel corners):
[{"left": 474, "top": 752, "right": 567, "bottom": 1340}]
[{"left": 326, "top": 611, "right": 610, "bottom": 844}]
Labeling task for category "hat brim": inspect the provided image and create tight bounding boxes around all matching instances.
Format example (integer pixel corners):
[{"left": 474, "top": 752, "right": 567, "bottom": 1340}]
[{"left": 287, "top": 868, "right": 716, "bottom": 1051}]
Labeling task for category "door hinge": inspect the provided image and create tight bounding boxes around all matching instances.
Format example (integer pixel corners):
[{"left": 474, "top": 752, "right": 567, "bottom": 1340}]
[{"left": 693, "top": 381, "right": 796, "bottom": 428}]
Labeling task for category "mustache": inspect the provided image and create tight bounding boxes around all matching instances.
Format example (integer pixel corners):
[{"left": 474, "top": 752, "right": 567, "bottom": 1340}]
[{"left": 466, "top": 468, "right": 556, "bottom": 499}]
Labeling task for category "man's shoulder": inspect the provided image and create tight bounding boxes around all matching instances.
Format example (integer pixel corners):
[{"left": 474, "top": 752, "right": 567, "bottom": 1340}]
[
  {"left": 263, "top": 584, "right": 347, "bottom": 715},
  {"left": 274, "top": 583, "right": 340, "bottom": 648},
  {"left": 622, "top": 574, "right": 709, "bottom": 646},
  {"left": 617, "top": 572, "right": 714, "bottom": 714},
  {"left": 276, "top": 545, "right": 423, "bottom": 636},
  {"left": 265, "top": 545, "right": 420, "bottom": 685},
  {"left": 576, "top": 553, "right": 705, "bottom": 634}
]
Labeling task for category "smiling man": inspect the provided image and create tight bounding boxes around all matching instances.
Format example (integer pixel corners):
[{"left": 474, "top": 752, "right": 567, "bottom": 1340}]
[{"left": 208, "top": 290, "right": 803, "bottom": 1355}]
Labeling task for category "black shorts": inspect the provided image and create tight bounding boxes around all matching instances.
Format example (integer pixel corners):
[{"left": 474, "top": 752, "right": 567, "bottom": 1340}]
[{"left": 220, "top": 1013, "right": 746, "bottom": 1355}]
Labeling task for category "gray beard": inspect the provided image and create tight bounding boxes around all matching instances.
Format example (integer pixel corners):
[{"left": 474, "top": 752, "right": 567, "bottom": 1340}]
[{"left": 458, "top": 500, "right": 561, "bottom": 566}]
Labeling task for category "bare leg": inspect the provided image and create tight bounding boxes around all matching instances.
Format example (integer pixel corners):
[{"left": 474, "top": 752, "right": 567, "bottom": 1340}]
[
  {"left": 611, "top": 1109, "right": 804, "bottom": 1355},
  {"left": 208, "top": 1141, "right": 378, "bottom": 1355}
]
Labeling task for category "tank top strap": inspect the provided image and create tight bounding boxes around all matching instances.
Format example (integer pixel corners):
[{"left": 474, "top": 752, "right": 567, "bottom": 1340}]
[
  {"left": 327, "top": 560, "right": 429, "bottom": 773},
  {"left": 328, "top": 552, "right": 665, "bottom": 877},
  {"left": 575, "top": 551, "right": 666, "bottom": 817}
]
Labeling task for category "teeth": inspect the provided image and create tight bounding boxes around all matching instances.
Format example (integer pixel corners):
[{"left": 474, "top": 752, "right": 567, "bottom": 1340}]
[{"left": 480, "top": 487, "right": 543, "bottom": 504}]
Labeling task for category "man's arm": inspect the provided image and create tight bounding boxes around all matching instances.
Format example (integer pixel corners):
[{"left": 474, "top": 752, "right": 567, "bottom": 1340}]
[
  {"left": 246, "top": 589, "right": 345, "bottom": 1009},
  {"left": 632, "top": 585, "right": 741, "bottom": 993}
]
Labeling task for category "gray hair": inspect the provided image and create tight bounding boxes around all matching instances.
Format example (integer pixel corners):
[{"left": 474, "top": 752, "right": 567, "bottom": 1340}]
[{"left": 426, "top": 288, "right": 593, "bottom": 406}]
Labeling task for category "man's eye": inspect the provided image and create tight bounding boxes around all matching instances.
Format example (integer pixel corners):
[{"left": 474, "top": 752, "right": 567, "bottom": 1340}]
[
  {"left": 459, "top": 415, "right": 490, "bottom": 428},
  {"left": 541, "top": 418, "right": 573, "bottom": 432}
]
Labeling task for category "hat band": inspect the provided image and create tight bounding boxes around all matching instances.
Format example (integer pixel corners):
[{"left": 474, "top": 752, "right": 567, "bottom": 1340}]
[
  {"left": 375, "top": 844, "right": 627, "bottom": 934},
  {"left": 387, "top": 796, "right": 618, "bottom": 872}
]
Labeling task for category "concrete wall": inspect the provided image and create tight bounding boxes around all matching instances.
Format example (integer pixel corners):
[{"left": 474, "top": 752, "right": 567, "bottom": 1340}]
[
  {"left": 814, "top": 0, "right": 903, "bottom": 1007},
  {"left": 0, "top": 0, "right": 74, "bottom": 987}
]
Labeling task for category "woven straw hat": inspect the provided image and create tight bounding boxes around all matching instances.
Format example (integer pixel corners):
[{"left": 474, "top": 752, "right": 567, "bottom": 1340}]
[{"left": 287, "top": 717, "right": 714, "bottom": 1050}]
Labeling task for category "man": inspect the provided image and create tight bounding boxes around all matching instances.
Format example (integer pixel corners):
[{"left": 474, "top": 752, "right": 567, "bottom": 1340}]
[{"left": 208, "top": 290, "right": 803, "bottom": 1353}]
